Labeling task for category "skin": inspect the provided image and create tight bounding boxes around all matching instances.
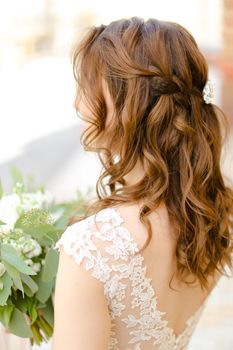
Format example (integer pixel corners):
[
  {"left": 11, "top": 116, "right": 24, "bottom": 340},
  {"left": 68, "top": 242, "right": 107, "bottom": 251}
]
[{"left": 52, "top": 244, "right": 111, "bottom": 350}]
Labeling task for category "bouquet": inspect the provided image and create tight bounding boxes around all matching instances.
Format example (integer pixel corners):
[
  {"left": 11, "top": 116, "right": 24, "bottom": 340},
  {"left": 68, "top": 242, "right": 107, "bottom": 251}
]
[{"left": 0, "top": 166, "right": 93, "bottom": 347}]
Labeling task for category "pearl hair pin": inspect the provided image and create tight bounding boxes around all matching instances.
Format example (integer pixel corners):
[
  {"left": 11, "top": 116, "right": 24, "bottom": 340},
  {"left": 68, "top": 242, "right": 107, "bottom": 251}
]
[{"left": 203, "top": 79, "right": 214, "bottom": 104}]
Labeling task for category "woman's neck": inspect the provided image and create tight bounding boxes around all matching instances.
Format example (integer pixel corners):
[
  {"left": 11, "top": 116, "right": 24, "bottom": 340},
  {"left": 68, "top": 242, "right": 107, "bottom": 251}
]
[{"left": 123, "top": 158, "right": 145, "bottom": 187}]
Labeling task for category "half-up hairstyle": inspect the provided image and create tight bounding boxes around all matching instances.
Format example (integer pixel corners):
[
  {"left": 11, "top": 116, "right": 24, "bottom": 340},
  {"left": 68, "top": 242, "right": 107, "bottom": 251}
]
[{"left": 70, "top": 16, "right": 233, "bottom": 291}]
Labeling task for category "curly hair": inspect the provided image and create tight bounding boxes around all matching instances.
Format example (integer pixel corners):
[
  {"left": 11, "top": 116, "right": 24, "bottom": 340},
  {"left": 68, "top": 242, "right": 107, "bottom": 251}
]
[{"left": 70, "top": 16, "right": 233, "bottom": 291}]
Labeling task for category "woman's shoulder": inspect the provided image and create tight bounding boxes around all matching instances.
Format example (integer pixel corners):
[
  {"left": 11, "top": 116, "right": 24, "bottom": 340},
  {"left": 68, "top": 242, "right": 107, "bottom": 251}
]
[
  {"left": 67, "top": 206, "right": 125, "bottom": 230},
  {"left": 53, "top": 206, "right": 140, "bottom": 277}
]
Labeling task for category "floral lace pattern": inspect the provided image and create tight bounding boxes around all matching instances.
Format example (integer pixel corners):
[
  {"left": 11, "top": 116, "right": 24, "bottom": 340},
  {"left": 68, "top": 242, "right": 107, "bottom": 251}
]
[{"left": 54, "top": 207, "right": 212, "bottom": 350}]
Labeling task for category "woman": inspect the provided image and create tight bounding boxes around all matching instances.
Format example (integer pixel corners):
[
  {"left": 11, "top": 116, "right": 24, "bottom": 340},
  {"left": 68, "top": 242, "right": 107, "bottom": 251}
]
[{"left": 52, "top": 16, "right": 233, "bottom": 350}]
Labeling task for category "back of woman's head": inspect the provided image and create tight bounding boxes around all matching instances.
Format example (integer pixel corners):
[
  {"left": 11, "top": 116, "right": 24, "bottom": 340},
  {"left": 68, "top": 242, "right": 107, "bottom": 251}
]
[{"left": 71, "top": 16, "right": 233, "bottom": 291}]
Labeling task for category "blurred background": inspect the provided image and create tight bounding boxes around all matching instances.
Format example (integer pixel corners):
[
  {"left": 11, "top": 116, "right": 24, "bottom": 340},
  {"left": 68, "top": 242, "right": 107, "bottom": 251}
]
[{"left": 0, "top": 0, "right": 232, "bottom": 349}]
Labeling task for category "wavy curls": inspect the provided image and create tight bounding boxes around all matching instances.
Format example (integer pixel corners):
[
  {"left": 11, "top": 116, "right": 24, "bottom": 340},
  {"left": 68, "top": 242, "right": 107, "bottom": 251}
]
[{"left": 70, "top": 16, "right": 233, "bottom": 291}]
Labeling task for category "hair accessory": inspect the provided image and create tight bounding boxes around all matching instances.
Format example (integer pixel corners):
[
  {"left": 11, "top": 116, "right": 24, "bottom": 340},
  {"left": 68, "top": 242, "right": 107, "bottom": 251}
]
[{"left": 202, "top": 79, "right": 214, "bottom": 104}]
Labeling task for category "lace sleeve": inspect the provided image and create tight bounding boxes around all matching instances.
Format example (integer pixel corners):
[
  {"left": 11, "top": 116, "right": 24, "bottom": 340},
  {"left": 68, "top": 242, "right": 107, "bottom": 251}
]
[{"left": 54, "top": 208, "right": 140, "bottom": 313}]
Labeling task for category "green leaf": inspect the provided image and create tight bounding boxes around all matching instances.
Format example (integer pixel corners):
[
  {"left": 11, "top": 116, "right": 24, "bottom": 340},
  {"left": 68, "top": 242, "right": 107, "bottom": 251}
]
[
  {"left": 0, "top": 308, "right": 6, "bottom": 326},
  {"left": 0, "top": 220, "right": 7, "bottom": 225},
  {"left": 21, "top": 274, "right": 38, "bottom": 294},
  {"left": 0, "top": 271, "right": 13, "bottom": 306},
  {"left": 27, "top": 298, "right": 38, "bottom": 324},
  {"left": 28, "top": 224, "right": 57, "bottom": 240},
  {"left": 15, "top": 294, "right": 28, "bottom": 313},
  {"left": 34, "top": 271, "right": 54, "bottom": 303},
  {"left": 53, "top": 215, "right": 69, "bottom": 229},
  {"left": 0, "top": 305, "right": 14, "bottom": 327},
  {"left": 23, "top": 284, "right": 34, "bottom": 297},
  {"left": 15, "top": 220, "right": 57, "bottom": 241},
  {"left": 9, "top": 165, "right": 24, "bottom": 186},
  {"left": 41, "top": 297, "right": 54, "bottom": 327},
  {"left": 42, "top": 249, "right": 59, "bottom": 282},
  {"left": 12, "top": 276, "right": 24, "bottom": 296},
  {"left": 1, "top": 244, "right": 36, "bottom": 275},
  {"left": 8, "top": 308, "right": 33, "bottom": 338},
  {"left": 4, "top": 261, "right": 20, "bottom": 278},
  {"left": 39, "top": 230, "right": 60, "bottom": 246},
  {"left": 36, "top": 302, "right": 46, "bottom": 309},
  {"left": 30, "top": 306, "right": 38, "bottom": 324}
]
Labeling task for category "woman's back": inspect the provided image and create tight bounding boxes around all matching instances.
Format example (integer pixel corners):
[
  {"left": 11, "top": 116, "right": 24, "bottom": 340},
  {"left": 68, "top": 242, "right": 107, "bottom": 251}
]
[
  {"left": 114, "top": 203, "right": 220, "bottom": 335},
  {"left": 55, "top": 203, "right": 221, "bottom": 350}
]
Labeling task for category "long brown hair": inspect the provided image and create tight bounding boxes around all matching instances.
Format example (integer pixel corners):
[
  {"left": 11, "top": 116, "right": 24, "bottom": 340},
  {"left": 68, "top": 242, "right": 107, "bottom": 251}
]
[{"left": 70, "top": 16, "right": 233, "bottom": 291}]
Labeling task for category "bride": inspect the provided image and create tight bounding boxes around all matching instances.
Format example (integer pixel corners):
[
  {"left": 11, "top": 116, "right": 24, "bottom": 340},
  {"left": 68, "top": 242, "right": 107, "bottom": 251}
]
[{"left": 52, "top": 16, "right": 233, "bottom": 350}]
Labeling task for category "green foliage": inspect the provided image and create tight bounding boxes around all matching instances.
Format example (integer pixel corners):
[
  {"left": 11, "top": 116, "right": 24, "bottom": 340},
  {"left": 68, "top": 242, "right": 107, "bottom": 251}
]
[
  {"left": 0, "top": 272, "right": 13, "bottom": 305},
  {"left": 0, "top": 304, "right": 14, "bottom": 327},
  {"left": 3, "top": 261, "right": 20, "bottom": 279},
  {"left": 34, "top": 270, "right": 54, "bottom": 304},
  {"left": 41, "top": 297, "right": 54, "bottom": 327},
  {"left": 15, "top": 208, "right": 60, "bottom": 245},
  {"left": 21, "top": 274, "right": 39, "bottom": 295},
  {"left": 1, "top": 244, "right": 36, "bottom": 276},
  {"left": 42, "top": 249, "right": 59, "bottom": 282},
  {"left": 8, "top": 308, "right": 33, "bottom": 337},
  {"left": 0, "top": 165, "right": 91, "bottom": 345}
]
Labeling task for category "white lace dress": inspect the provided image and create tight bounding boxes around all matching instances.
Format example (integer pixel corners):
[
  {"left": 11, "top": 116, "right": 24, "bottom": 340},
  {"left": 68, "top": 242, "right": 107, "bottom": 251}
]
[{"left": 54, "top": 207, "right": 213, "bottom": 350}]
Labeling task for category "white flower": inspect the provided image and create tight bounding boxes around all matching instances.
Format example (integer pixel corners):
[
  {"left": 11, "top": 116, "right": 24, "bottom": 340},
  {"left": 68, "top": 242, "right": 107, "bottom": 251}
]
[
  {"left": 20, "top": 238, "right": 42, "bottom": 258},
  {"left": 26, "top": 244, "right": 42, "bottom": 258},
  {"left": 22, "top": 242, "right": 34, "bottom": 254},
  {"left": 203, "top": 80, "right": 214, "bottom": 104},
  {"left": 20, "top": 189, "right": 54, "bottom": 212},
  {"left": 24, "top": 259, "right": 33, "bottom": 266},
  {"left": 0, "top": 193, "right": 21, "bottom": 232},
  {"left": 32, "top": 262, "right": 41, "bottom": 273}
]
